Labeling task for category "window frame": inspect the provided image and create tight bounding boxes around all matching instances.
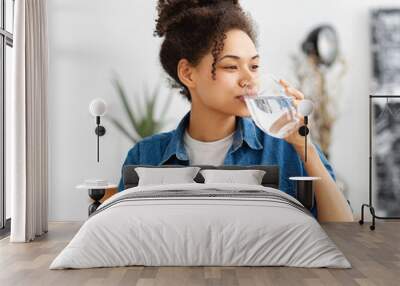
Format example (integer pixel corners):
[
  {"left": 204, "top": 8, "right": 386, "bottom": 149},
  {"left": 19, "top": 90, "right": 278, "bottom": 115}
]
[{"left": 0, "top": 0, "right": 14, "bottom": 234}]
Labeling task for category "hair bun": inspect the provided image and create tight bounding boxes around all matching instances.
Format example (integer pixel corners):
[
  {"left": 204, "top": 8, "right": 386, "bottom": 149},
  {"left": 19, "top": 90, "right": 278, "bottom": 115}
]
[{"left": 154, "top": 0, "right": 240, "bottom": 37}]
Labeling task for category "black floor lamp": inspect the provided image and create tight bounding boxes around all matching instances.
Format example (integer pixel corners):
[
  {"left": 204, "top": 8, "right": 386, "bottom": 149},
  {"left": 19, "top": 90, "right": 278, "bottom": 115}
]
[{"left": 359, "top": 94, "right": 400, "bottom": 230}]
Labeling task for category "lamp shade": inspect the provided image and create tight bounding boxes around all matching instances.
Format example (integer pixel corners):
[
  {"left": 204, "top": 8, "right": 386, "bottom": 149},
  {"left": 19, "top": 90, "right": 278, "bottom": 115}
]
[
  {"left": 89, "top": 98, "right": 107, "bottom": 117},
  {"left": 301, "top": 25, "right": 339, "bottom": 67},
  {"left": 298, "top": 99, "right": 314, "bottom": 117}
]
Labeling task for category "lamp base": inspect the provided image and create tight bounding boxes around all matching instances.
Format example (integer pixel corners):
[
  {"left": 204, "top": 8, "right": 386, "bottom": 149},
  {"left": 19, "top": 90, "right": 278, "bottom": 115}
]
[
  {"left": 95, "top": 125, "right": 106, "bottom": 136},
  {"left": 298, "top": 125, "right": 309, "bottom": 136},
  {"left": 88, "top": 188, "right": 105, "bottom": 216}
]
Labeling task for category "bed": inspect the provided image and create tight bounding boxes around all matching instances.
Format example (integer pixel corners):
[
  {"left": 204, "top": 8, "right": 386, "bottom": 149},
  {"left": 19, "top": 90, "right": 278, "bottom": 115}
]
[{"left": 49, "top": 165, "right": 350, "bottom": 269}]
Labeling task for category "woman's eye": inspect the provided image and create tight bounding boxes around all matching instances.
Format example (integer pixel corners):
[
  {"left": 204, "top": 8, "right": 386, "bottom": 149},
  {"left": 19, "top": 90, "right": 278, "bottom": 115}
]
[
  {"left": 224, "top": 66, "right": 238, "bottom": 70},
  {"left": 251, "top": 65, "right": 259, "bottom": 70}
]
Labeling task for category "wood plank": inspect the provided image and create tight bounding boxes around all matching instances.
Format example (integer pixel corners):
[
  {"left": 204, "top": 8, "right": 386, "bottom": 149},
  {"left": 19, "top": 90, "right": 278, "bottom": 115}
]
[{"left": 0, "top": 221, "right": 399, "bottom": 286}]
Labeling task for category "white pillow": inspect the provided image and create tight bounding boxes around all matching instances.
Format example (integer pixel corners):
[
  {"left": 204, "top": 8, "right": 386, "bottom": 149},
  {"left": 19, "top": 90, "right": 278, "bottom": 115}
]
[
  {"left": 135, "top": 167, "right": 201, "bottom": 186},
  {"left": 200, "top": 169, "right": 266, "bottom": 185}
]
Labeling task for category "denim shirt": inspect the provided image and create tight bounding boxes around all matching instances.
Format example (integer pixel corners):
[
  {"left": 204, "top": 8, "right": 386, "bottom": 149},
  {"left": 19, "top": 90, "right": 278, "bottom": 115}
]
[{"left": 118, "top": 112, "right": 336, "bottom": 219}]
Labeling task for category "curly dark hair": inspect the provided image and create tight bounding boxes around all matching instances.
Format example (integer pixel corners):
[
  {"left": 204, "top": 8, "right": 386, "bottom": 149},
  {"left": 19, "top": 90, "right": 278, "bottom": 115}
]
[{"left": 154, "top": 0, "right": 257, "bottom": 101}]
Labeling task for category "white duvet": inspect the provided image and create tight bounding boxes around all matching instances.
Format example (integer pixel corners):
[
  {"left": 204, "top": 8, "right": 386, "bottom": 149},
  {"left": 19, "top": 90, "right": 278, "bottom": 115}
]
[{"left": 50, "top": 183, "right": 351, "bottom": 269}]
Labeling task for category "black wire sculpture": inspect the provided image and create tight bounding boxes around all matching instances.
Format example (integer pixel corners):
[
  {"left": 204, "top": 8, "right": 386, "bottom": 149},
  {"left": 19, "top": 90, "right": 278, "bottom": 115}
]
[{"left": 359, "top": 95, "right": 400, "bottom": 230}]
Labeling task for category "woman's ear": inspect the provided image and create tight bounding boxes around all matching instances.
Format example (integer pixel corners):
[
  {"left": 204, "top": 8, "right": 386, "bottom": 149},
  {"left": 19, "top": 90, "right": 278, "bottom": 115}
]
[{"left": 177, "top": 59, "right": 196, "bottom": 89}]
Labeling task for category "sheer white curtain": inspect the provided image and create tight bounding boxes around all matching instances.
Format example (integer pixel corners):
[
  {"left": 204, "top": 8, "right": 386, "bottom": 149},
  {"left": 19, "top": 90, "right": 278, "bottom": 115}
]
[{"left": 9, "top": 0, "right": 49, "bottom": 242}]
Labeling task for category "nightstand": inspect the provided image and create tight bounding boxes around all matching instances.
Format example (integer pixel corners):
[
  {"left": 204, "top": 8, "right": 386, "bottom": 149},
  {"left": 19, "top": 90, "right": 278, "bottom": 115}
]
[
  {"left": 76, "top": 183, "right": 117, "bottom": 216},
  {"left": 289, "top": 177, "right": 320, "bottom": 210}
]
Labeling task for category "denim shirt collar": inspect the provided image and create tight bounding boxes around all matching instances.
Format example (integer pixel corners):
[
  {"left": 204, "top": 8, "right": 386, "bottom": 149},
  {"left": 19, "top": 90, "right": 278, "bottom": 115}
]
[{"left": 160, "top": 112, "right": 263, "bottom": 165}]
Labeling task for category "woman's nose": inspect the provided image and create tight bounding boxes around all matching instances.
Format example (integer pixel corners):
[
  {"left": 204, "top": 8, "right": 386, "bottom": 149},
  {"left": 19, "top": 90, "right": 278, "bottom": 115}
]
[
  {"left": 239, "top": 76, "right": 257, "bottom": 87},
  {"left": 239, "top": 75, "right": 259, "bottom": 96},
  {"left": 239, "top": 79, "right": 249, "bottom": 88}
]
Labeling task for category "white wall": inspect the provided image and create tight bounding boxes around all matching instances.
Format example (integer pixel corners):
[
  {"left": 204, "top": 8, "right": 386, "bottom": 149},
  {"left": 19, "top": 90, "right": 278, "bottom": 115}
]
[
  {"left": 47, "top": 0, "right": 400, "bottom": 221},
  {"left": 47, "top": 0, "right": 190, "bottom": 221}
]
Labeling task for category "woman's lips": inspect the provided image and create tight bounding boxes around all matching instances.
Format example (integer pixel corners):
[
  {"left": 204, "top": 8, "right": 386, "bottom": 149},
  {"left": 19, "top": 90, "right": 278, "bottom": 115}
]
[{"left": 236, "top": 95, "right": 256, "bottom": 102}]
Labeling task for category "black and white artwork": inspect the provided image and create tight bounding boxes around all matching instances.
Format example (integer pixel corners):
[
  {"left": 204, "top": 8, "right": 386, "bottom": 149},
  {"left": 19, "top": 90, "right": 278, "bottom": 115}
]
[
  {"left": 371, "top": 8, "right": 400, "bottom": 217},
  {"left": 373, "top": 101, "right": 400, "bottom": 217},
  {"left": 371, "top": 9, "right": 400, "bottom": 94}
]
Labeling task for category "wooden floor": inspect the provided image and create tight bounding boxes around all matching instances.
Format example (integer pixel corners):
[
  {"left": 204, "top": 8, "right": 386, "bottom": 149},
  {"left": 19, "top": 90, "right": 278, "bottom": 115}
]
[{"left": 0, "top": 221, "right": 399, "bottom": 286}]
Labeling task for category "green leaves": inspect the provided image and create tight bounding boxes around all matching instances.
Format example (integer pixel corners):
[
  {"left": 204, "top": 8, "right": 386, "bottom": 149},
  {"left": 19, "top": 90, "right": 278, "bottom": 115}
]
[{"left": 107, "top": 76, "right": 172, "bottom": 143}]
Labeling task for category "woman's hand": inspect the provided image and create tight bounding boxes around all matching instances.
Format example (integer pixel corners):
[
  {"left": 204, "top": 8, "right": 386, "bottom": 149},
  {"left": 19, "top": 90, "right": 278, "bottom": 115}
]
[{"left": 278, "top": 79, "right": 313, "bottom": 150}]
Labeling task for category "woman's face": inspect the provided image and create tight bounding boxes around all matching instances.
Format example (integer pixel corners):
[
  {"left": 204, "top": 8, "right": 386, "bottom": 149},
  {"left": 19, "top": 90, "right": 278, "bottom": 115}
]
[{"left": 190, "top": 29, "right": 260, "bottom": 117}]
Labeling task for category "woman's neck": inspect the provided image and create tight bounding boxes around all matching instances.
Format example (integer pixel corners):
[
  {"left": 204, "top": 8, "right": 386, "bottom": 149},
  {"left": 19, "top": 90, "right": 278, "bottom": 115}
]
[{"left": 187, "top": 100, "right": 236, "bottom": 142}]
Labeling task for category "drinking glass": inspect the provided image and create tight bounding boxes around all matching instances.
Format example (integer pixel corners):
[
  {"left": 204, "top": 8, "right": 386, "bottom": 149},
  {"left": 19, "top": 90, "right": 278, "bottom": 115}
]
[{"left": 244, "top": 75, "right": 300, "bottom": 139}]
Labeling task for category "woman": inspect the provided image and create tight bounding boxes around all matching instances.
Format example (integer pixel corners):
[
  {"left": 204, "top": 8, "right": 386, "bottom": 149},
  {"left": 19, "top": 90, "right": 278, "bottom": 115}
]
[{"left": 118, "top": 0, "right": 353, "bottom": 222}]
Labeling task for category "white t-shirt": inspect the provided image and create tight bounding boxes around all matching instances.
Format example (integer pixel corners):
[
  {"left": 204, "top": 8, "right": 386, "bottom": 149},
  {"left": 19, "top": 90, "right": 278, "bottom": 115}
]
[{"left": 183, "top": 130, "right": 234, "bottom": 166}]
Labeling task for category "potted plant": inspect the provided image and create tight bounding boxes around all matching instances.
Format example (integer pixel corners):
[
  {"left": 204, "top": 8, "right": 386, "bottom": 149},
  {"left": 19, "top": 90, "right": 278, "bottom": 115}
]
[{"left": 107, "top": 76, "right": 173, "bottom": 144}]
